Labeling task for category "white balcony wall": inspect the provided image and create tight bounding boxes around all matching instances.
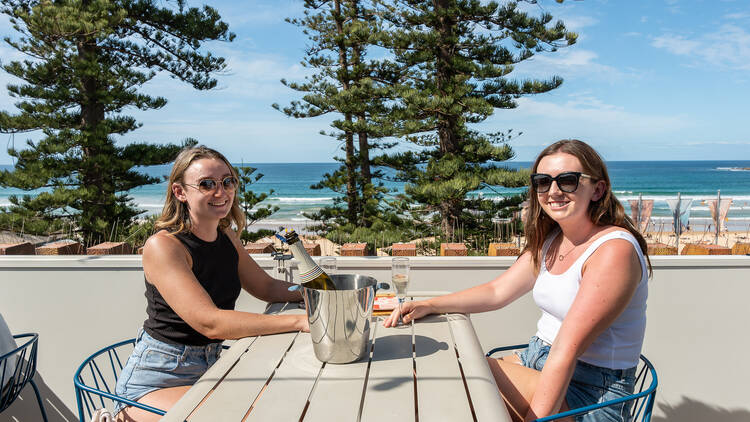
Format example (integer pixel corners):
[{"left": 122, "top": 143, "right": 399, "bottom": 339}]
[{"left": 1, "top": 255, "right": 749, "bottom": 421}]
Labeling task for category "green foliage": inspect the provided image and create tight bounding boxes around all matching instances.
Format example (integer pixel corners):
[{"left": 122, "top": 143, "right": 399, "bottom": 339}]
[
  {"left": 374, "top": 0, "right": 575, "bottom": 240},
  {"left": 123, "top": 213, "right": 159, "bottom": 249},
  {"left": 274, "top": 0, "right": 398, "bottom": 228},
  {"left": 234, "top": 165, "right": 279, "bottom": 243},
  {"left": 0, "top": 0, "right": 233, "bottom": 244}
]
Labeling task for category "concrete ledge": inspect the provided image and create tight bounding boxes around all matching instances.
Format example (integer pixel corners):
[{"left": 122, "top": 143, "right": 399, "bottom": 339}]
[
  {"left": 3, "top": 254, "right": 750, "bottom": 270},
  {"left": 87, "top": 241, "right": 132, "bottom": 255},
  {"left": 0, "top": 242, "right": 35, "bottom": 255},
  {"left": 488, "top": 243, "right": 520, "bottom": 256},
  {"left": 341, "top": 243, "right": 369, "bottom": 256},
  {"left": 392, "top": 243, "right": 416, "bottom": 256},
  {"left": 36, "top": 240, "right": 83, "bottom": 255},
  {"left": 440, "top": 243, "right": 467, "bottom": 256}
]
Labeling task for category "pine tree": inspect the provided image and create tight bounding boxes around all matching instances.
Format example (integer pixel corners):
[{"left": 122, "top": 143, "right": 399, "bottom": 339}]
[
  {"left": 0, "top": 0, "right": 234, "bottom": 244},
  {"left": 235, "top": 164, "right": 278, "bottom": 243},
  {"left": 376, "top": 0, "right": 577, "bottom": 238},
  {"left": 274, "top": 0, "right": 397, "bottom": 229}
]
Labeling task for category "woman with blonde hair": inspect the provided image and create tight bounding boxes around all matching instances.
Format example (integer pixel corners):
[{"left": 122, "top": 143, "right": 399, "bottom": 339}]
[
  {"left": 114, "top": 146, "right": 307, "bottom": 421},
  {"left": 385, "top": 139, "right": 650, "bottom": 422}
]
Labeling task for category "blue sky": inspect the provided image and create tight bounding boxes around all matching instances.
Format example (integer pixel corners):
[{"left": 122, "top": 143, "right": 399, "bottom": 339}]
[{"left": 1, "top": 0, "right": 749, "bottom": 164}]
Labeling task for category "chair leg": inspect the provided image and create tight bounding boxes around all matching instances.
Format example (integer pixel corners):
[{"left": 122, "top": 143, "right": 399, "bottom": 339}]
[{"left": 28, "top": 379, "right": 49, "bottom": 422}]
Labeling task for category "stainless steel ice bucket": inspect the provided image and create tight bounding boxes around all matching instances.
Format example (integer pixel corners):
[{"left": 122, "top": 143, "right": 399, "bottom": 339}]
[{"left": 299, "top": 274, "right": 387, "bottom": 364}]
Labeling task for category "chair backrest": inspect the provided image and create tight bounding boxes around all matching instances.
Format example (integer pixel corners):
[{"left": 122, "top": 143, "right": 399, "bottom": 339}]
[
  {"left": 74, "top": 338, "right": 135, "bottom": 421},
  {"left": 0, "top": 333, "right": 40, "bottom": 413},
  {"left": 487, "top": 345, "right": 658, "bottom": 422},
  {"left": 536, "top": 354, "right": 658, "bottom": 422}
]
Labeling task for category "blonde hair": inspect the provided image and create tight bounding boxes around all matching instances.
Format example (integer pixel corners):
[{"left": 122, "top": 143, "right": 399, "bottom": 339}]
[
  {"left": 155, "top": 145, "right": 245, "bottom": 235},
  {"left": 522, "top": 139, "right": 651, "bottom": 275}
]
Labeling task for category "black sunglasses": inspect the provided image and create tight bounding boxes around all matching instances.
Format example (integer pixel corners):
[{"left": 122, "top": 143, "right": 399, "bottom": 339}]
[
  {"left": 183, "top": 176, "right": 238, "bottom": 193},
  {"left": 530, "top": 172, "right": 593, "bottom": 193}
]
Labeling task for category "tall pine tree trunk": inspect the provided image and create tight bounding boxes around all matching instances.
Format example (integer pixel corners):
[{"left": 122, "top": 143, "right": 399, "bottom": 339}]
[
  {"left": 334, "top": 0, "right": 359, "bottom": 225},
  {"left": 434, "top": 0, "right": 460, "bottom": 237},
  {"left": 78, "top": 36, "right": 109, "bottom": 243}
]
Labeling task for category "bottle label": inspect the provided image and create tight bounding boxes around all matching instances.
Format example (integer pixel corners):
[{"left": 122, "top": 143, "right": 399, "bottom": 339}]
[{"left": 298, "top": 265, "right": 324, "bottom": 283}]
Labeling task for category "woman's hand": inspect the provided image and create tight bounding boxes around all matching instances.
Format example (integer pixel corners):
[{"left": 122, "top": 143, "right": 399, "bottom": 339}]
[
  {"left": 382, "top": 300, "right": 434, "bottom": 327},
  {"left": 295, "top": 314, "right": 310, "bottom": 333}
]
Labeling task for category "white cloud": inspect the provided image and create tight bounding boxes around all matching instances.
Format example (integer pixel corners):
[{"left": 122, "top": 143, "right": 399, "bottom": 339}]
[
  {"left": 558, "top": 15, "right": 599, "bottom": 32},
  {"left": 724, "top": 12, "right": 750, "bottom": 20},
  {"left": 651, "top": 24, "right": 750, "bottom": 70},
  {"left": 517, "top": 49, "right": 639, "bottom": 83},
  {"left": 509, "top": 97, "right": 689, "bottom": 134},
  {"left": 651, "top": 35, "right": 701, "bottom": 55}
]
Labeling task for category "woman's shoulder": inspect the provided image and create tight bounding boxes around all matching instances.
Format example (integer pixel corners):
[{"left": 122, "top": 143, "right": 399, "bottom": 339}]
[
  {"left": 143, "top": 229, "right": 187, "bottom": 258},
  {"left": 588, "top": 227, "right": 641, "bottom": 258},
  {"left": 592, "top": 226, "right": 641, "bottom": 244}
]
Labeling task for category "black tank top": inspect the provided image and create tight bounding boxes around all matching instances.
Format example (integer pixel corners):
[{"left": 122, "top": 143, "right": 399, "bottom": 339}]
[{"left": 143, "top": 229, "right": 241, "bottom": 345}]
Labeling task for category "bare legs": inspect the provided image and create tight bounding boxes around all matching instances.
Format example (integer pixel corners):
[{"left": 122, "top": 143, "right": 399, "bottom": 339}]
[
  {"left": 487, "top": 355, "right": 573, "bottom": 422},
  {"left": 117, "top": 385, "right": 191, "bottom": 422}
]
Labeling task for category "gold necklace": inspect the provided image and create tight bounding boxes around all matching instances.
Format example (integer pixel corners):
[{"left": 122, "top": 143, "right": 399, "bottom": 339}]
[{"left": 557, "top": 237, "right": 595, "bottom": 261}]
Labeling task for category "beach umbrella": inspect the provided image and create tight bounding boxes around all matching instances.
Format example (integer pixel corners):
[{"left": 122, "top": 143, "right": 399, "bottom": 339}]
[
  {"left": 628, "top": 194, "right": 654, "bottom": 233},
  {"left": 666, "top": 193, "right": 693, "bottom": 251},
  {"left": 707, "top": 190, "right": 732, "bottom": 245}
]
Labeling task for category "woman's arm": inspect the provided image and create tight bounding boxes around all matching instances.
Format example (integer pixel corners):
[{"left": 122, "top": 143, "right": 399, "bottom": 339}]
[
  {"left": 142, "top": 232, "right": 307, "bottom": 341},
  {"left": 524, "top": 239, "right": 642, "bottom": 421},
  {"left": 384, "top": 251, "right": 537, "bottom": 327},
  {"left": 224, "top": 229, "right": 303, "bottom": 304}
]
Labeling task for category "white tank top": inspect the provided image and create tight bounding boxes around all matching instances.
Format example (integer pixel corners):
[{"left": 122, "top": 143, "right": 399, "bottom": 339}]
[{"left": 533, "top": 229, "right": 648, "bottom": 369}]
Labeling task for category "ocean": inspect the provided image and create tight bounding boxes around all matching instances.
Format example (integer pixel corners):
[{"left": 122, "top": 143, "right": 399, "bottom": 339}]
[{"left": 2, "top": 161, "right": 750, "bottom": 232}]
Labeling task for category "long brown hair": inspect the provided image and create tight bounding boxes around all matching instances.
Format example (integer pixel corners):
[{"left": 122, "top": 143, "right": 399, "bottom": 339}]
[
  {"left": 522, "top": 139, "right": 651, "bottom": 275},
  {"left": 155, "top": 145, "right": 245, "bottom": 235}
]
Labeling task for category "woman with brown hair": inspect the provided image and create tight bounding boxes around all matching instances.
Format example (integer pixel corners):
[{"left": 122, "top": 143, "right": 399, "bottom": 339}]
[
  {"left": 385, "top": 139, "right": 650, "bottom": 422},
  {"left": 114, "top": 146, "right": 307, "bottom": 422}
]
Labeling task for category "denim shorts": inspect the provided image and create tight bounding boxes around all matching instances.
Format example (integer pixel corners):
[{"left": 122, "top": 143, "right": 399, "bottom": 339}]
[
  {"left": 516, "top": 336, "right": 637, "bottom": 422},
  {"left": 113, "top": 329, "right": 222, "bottom": 415}
]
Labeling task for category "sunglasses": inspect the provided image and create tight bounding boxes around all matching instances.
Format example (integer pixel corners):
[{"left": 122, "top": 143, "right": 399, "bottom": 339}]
[
  {"left": 183, "top": 176, "right": 238, "bottom": 193},
  {"left": 530, "top": 172, "right": 593, "bottom": 193}
]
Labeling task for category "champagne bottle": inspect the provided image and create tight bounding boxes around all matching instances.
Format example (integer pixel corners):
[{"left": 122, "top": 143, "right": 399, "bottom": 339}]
[{"left": 275, "top": 228, "right": 336, "bottom": 290}]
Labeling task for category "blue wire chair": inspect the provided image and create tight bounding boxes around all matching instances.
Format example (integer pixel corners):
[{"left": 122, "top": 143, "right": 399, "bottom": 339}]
[
  {"left": 0, "top": 333, "right": 49, "bottom": 422},
  {"left": 73, "top": 339, "right": 165, "bottom": 422},
  {"left": 487, "top": 344, "right": 658, "bottom": 422}
]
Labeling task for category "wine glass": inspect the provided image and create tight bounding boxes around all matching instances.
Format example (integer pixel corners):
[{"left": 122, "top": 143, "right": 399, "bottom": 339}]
[
  {"left": 319, "top": 257, "right": 337, "bottom": 275},
  {"left": 391, "top": 257, "right": 410, "bottom": 325}
]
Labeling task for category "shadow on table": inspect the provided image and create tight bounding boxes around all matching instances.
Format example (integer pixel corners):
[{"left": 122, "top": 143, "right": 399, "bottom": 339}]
[
  {"left": 652, "top": 396, "right": 750, "bottom": 422},
  {"left": 372, "top": 334, "right": 449, "bottom": 361}
]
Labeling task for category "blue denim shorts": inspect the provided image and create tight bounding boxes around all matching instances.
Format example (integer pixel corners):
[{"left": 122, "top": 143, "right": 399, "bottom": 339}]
[
  {"left": 516, "top": 336, "right": 637, "bottom": 422},
  {"left": 113, "top": 329, "right": 222, "bottom": 415}
]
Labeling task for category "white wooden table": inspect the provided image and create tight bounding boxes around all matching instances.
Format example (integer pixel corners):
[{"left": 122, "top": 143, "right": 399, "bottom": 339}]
[{"left": 163, "top": 302, "right": 510, "bottom": 422}]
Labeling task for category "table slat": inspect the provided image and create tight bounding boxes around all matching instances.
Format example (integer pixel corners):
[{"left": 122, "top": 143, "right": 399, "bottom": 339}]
[
  {"left": 161, "top": 336, "right": 257, "bottom": 422},
  {"left": 448, "top": 314, "right": 511, "bottom": 422},
  {"left": 302, "top": 338, "right": 371, "bottom": 421},
  {"left": 414, "top": 314, "right": 474, "bottom": 421},
  {"left": 187, "top": 309, "right": 306, "bottom": 421},
  {"left": 360, "top": 319, "right": 415, "bottom": 422},
  {"left": 245, "top": 328, "right": 323, "bottom": 421}
]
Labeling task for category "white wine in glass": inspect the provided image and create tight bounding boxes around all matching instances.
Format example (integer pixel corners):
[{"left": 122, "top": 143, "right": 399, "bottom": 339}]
[
  {"left": 391, "top": 257, "right": 410, "bottom": 324},
  {"left": 392, "top": 273, "right": 409, "bottom": 298}
]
